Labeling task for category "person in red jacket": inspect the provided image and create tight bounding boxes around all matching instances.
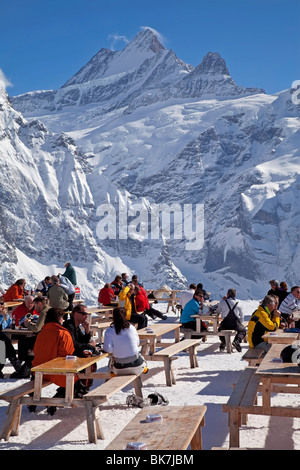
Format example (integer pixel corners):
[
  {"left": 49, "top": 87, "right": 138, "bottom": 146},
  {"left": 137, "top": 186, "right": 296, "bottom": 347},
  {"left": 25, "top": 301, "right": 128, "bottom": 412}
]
[
  {"left": 12, "top": 295, "right": 34, "bottom": 326},
  {"left": 132, "top": 280, "right": 168, "bottom": 321},
  {"left": 98, "top": 283, "right": 115, "bottom": 306},
  {"left": 3, "top": 279, "right": 26, "bottom": 302}
]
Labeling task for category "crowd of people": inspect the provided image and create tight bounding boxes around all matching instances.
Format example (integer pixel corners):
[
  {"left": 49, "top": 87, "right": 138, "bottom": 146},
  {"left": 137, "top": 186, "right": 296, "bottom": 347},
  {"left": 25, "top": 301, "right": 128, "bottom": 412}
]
[{"left": 1, "top": 266, "right": 300, "bottom": 415}]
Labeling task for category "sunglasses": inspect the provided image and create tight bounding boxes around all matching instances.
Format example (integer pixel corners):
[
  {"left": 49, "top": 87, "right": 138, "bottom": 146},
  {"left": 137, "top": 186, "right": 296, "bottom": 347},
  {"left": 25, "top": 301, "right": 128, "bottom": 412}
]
[
  {"left": 77, "top": 311, "right": 87, "bottom": 315},
  {"left": 0, "top": 302, "right": 4, "bottom": 305}
]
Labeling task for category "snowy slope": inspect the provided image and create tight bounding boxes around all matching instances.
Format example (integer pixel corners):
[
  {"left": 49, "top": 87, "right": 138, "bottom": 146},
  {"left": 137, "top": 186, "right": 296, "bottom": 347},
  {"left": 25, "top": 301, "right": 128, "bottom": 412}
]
[{"left": 1, "top": 28, "right": 299, "bottom": 301}]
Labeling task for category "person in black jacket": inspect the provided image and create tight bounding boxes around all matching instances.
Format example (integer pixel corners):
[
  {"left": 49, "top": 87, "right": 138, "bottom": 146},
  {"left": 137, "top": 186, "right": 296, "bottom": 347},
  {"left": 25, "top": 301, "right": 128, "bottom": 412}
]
[{"left": 63, "top": 304, "right": 96, "bottom": 356}]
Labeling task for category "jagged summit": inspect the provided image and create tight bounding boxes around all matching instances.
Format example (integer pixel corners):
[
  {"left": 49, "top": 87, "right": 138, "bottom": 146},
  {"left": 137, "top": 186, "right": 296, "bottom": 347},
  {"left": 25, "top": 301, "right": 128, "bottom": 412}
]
[{"left": 195, "top": 51, "right": 230, "bottom": 75}]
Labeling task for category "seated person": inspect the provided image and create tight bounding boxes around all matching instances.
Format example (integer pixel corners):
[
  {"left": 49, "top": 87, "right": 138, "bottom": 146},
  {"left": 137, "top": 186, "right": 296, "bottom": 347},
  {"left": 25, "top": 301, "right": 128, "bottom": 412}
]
[
  {"left": 58, "top": 274, "right": 76, "bottom": 311},
  {"left": 248, "top": 295, "right": 281, "bottom": 351},
  {"left": 103, "top": 307, "right": 147, "bottom": 376},
  {"left": 180, "top": 289, "right": 208, "bottom": 333},
  {"left": 11, "top": 294, "right": 34, "bottom": 326},
  {"left": 35, "top": 276, "right": 52, "bottom": 296},
  {"left": 279, "top": 286, "right": 300, "bottom": 325},
  {"left": 0, "top": 298, "right": 22, "bottom": 378},
  {"left": 119, "top": 284, "right": 147, "bottom": 330},
  {"left": 268, "top": 279, "right": 287, "bottom": 306},
  {"left": 110, "top": 275, "right": 123, "bottom": 296},
  {"left": 131, "top": 279, "right": 167, "bottom": 321},
  {"left": 11, "top": 297, "right": 49, "bottom": 379},
  {"left": 3, "top": 278, "right": 26, "bottom": 302},
  {"left": 216, "top": 288, "right": 246, "bottom": 352},
  {"left": 63, "top": 304, "right": 97, "bottom": 356},
  {"left": 98, "top": 283, "right": 115, "bottom": 306}
]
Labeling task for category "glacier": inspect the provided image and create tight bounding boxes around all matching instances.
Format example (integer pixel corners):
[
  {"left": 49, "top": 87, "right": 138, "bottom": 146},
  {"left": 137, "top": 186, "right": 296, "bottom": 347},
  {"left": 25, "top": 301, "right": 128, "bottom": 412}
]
[{"left": 0, "top": 28, "right": 299, "bottom": 304}]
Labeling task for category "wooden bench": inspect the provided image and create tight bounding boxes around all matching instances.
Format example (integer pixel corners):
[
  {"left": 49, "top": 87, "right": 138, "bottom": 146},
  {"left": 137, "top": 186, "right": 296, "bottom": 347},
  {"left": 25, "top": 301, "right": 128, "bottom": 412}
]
[
  {"left": 83, "top": 374, "right": 143, "bottom": 443},
  {"left": 242, "top": 347, "right": 266, "bottom": 366},
  {"left": 181, "top": 328, "right": 236, "bottom": 353},
  {"left": 148, "top": 339, "right": 200, "bottom": 386},
  {"left": 106, "top": 405, "right": 207, "bottom": 450},
  {"left": 222, "top": 367, "right": 260, "bottom": 447},
  {"left": 0, "top": 380, "right": 52, "bottom": 441}
]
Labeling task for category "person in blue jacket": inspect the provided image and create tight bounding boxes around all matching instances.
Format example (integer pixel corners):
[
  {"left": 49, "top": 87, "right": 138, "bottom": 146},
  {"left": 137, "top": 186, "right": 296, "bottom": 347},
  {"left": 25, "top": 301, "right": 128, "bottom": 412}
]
[
  {"left": 0, "top": 298, "right": 22, "bottom": 378},
  {"left": 180, "top": 289, "right": 208, "bottom": 333}
]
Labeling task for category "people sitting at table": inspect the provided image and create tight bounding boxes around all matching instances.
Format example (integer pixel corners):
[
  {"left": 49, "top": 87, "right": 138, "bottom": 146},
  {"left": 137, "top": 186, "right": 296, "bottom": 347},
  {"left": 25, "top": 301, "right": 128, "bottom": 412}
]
[
  {"left": 110, "top": 275, "right": 123, "bottom": 295},
  {"left": 216, "top": 288, "right": 246, "bottom": 352},
  {"left": 3, "top": 278, "right": 26, "bottom": 302},
  {"left": 103, "top": 307, "right": 147, "bottom": 376},
  {"left": 58, "top": 274, "right": 76, "bottom": 311},
  {"left": 279, "top": 286, "right": 300, "bottom": 326},
  {"left": 119, "top": 284, "right": 148, "bottom": 330},
  {"left": 98, "top": 283, "right": 115, "bottom": 306},
  {"left": 31, "top": 307, "right": 77, "bottom": 414},
  {"left": 180, "top": 289, "right": 208, "bottom": 335},
  {"left": 178, "top": 284, "right": 197, "bottom": 310},
  {"left": 131, "top": 279, "right": 167, "bottom": 321},
  {"left": 11, "top": 297, "right": 50, "bottom": 379},
  {"left": 247, "top": 295, "right": 281, "bottom": 351},
  {"left": 11, "top": 294, "right": 35, "bottom": 327},
  {"left": 47, "top": 275, "right": 69, "bottom": 311},
  {"left": 35, "top": 276, "right": 52, "bottom": 296},
  {"left": 0, "top": 298, "right": 22, "bottom": 378}
]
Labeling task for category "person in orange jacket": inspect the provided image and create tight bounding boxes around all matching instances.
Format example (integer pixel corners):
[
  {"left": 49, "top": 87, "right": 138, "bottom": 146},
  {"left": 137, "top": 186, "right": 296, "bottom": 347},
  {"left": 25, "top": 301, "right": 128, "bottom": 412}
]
[{"left": 3, "top": 279, "right": 26, "bottom": 302}]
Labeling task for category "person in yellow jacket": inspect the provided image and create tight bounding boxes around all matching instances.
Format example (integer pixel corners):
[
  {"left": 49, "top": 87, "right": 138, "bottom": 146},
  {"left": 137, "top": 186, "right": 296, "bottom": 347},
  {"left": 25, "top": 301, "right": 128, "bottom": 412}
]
[
  {"left": 247, "top": 295, "right": 281, "bottom": 351},
  {"left": 118, "top": 284, "right": 147, "bottom": 330}
]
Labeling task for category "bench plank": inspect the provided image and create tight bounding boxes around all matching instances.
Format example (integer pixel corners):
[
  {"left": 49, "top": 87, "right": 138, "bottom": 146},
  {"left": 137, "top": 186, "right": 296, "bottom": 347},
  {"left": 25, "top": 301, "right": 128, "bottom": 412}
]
[{"left": 106, "top": 405, "right": 207, "bottom": 450}]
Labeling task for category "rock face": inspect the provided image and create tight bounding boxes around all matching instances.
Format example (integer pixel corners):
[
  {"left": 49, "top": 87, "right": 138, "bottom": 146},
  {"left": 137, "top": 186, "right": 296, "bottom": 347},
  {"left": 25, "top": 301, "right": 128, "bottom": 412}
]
[{"left": 1, "top": 28, "right": 299, "bottom": 301}]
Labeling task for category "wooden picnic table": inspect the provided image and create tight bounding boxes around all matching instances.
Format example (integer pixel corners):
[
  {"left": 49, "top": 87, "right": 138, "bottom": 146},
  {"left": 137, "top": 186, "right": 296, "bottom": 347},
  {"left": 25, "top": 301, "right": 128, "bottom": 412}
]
[
  {"left": 31, "top": 354, "right": 109, "bottom": 403},
  {"left": 3, "top": 327, "right": 36, "bottom": 339},
  {"left": 191, "top": 313, "right": 222, "bottom": 334},
  {"left": 255, "top": 343, "right": 300, "bottom": 416},
  {"left": 138, "top": 323, "right": 181, "bottom": 355},
  {"left": 4, "top": 301, "right": 23, "bottom": 309},
  {"left": 106, "top": 405, "right": 207, "bottom": 450},
  {"left": 90, "top": 321, "right": 111, "bottom": 342},
  {"left": 262, "top": 331, "right": 300, "bottom": 344},
  {"left": 146, "top": 289, "right": 183, "bottom": 313}
]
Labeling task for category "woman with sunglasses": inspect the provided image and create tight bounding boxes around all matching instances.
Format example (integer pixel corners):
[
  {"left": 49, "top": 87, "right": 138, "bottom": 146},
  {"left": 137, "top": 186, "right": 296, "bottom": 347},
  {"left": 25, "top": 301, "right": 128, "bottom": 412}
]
[
  {"left": 180, "top": 289, "right": 208, "bottom": 334},
  {"left": 0, "top": 298, "right": 22, "bottom": 378}
]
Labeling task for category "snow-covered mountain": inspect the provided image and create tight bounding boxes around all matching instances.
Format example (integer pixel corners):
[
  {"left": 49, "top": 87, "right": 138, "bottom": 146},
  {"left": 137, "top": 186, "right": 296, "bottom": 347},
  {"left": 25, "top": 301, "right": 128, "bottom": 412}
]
[{"left": 2, "top": 28, "right": 300, "bottom": 302}]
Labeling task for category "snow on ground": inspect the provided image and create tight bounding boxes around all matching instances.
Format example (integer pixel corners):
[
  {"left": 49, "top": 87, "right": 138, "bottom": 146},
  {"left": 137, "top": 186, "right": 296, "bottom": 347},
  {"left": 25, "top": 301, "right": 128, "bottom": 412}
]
[{"left": 0, "top": 299, "right": 300, "bottom": 451}]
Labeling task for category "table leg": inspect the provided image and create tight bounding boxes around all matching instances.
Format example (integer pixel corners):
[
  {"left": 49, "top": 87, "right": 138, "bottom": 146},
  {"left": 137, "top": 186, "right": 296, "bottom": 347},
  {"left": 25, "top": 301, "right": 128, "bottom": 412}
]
[
  {"left": 174, "top": 327, "right": 180, "bottom": 343},
  {"left": 65, "top": 373, "right": 75, "bottom": 402},
  {"left": 34, "top": 371, "right": 43, "bottom": 400},
  {"left": 262, "top": 378, "right": 272, "bottom": 413}
]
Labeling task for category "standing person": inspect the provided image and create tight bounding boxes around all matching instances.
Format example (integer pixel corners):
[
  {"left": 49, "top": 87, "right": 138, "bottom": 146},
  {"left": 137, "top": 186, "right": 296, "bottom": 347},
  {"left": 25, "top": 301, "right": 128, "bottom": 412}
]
[
  {"left": 47, "top": 276, "right": 69, "bottom": 310},
  {"left": 216, "top": 288, "right": 246, "bottom": 352},
  {"left": 0, "top": 298, "right": 22, "bottom": 378},
  {"left": 103, "top": 307, "right": 147, "bottom": 376},
  {"left": 248, "top": 295, "right": 281, "bottom": 351},
  {"left": 62, "top": 262, "right": 77, "bottom": 286},
  {"left": 180, "top": 289, "right": 208, "bottom": 334},
  {"left": 3, "top": 279, "right": 26, "bottom": 302},
  {"left": 58, "top": 274, "right": 76, "bottom": 311}
]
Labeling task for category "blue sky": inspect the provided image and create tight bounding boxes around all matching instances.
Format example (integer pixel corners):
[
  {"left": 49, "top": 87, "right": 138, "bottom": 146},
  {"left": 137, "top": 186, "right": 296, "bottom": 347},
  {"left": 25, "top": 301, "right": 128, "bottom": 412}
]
[{"left": 1, "top": 0, "right": 299, "bottom": 96}]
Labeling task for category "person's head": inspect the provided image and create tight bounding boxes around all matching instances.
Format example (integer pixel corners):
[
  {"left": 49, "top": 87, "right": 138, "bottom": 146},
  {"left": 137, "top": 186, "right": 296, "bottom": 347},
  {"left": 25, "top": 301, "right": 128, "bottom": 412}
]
[
  {"left": 104, "top": 283, "right": 111, "bottom": 289},
  {"left": 132, "top": 275, "right": 138, "bottom": 281},
  {"left": 194, "top": 289, "right": 204, "bottom": 302},
  {"left": 261, "top": 295, "right": 277, "bottom": 312},
  {"left": 269, "top": 294, "right": 279, "bottom": 309},
  {"left": 291, "top": 286, "right": 300, "bottom": 299},
  {"left": 51, "top": 275, "right": 59, "bottom": 285},
  {"left": 280, "top": 281, "right": 288, "bottom": 291},
  {"left": 269, "top": 280, "right": 279, "bottom": 291},
  {"left": 114, "top": 275, "right": 122, "bottom": 283},
  {"left": 197, "top": 283, "right": 203, "bottom": 290},
  {"left": 0, "top": 296, "right": 5, "bottom": 312},
  {"left": 112, "top": 307, "right": 129, "bottom": 334},
  {"left": 189, "top": 284, "right": 197, "bottom": 290},
  {"left": 33, "top": 297, "right": 47, "bottom": 313},
  {"left": 24, "top": 295, "right": 34, "bottom": 310},
  {"left": 128, "top": 283, "right": 135, "bottom": 293},
  {"left": 227, "top": 288, "right": 236, "bottom": 299},
  {"left": 134, "top": 286, "right": 141, "bottom": 294},
  {"left": 121, "top": 273, "right": 128, "bottom": 279},
  {"left": 45, "top": 307, "right": 65, "bottom": 325},
  {"left": 44, "top": 276, "right": 51, "bottom": 285},
  {"left": 64, "top": 262, "right": 70, "bottom": 268},
  {"left": 72, "top": 304, "right": 88, "bottom": 326},
  {"left": 15, "top": 279, "right": 26, "bottom": 288}
]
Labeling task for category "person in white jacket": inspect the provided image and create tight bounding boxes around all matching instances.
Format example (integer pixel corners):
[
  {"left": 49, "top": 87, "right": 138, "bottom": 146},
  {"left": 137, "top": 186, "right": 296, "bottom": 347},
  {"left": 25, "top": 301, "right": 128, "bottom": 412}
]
[
  {"left": 216, "top": 288, "right": 246, "bottom": 352},
  {"left": 103, "top": 307, "right": 147, "bottom": 376}
]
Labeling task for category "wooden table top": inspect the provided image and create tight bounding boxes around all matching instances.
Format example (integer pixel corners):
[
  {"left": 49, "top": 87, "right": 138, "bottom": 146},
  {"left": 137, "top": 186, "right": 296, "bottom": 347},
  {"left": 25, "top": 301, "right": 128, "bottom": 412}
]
[
  {"left": 138, "top": 323, "right": 181, "bottom": 338},
  {"left": 256, "top": 343, "right": 300, "bottom": 379},
  {"left": 262, "top": 331, "right": 300, "bottom": 344},
  {"left": 106, "top": 405, "right": 207, "bottom": 450},
  {"left": 31, "top": 354, "right": 108, "bottom": 374}
]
